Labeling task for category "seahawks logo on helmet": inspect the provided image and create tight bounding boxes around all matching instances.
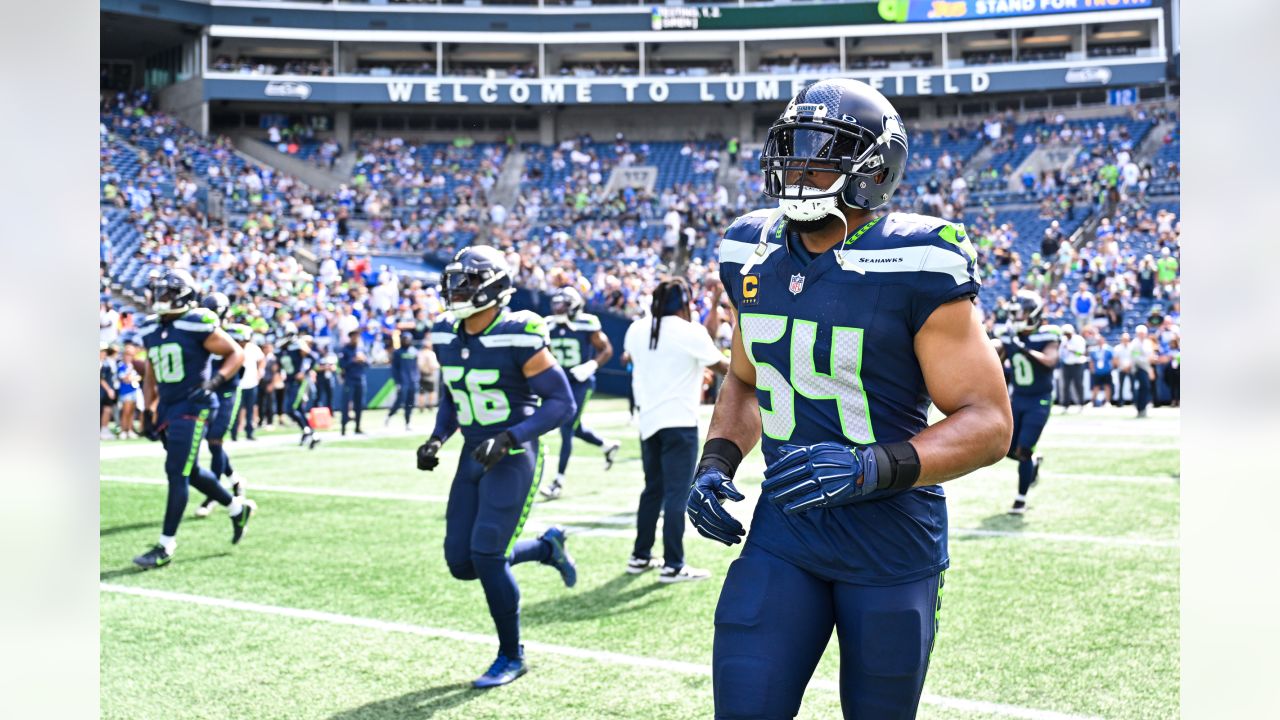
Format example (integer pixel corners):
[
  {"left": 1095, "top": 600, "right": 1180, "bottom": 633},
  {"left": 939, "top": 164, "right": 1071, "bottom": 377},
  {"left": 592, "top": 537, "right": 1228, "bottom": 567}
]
[
  {"left": 149, "top": 268, "right": 199, "bottom": 316},
  {"left": 443, "top": 245, "right": 515, "bottom": 320},
  {"left": 550, "top": 286, "right": 585, "bottom": 321}
]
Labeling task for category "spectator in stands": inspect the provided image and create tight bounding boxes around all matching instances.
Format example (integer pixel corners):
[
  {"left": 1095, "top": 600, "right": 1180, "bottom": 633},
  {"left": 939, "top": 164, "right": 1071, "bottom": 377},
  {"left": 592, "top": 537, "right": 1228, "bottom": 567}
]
[
  {"left": 1157, "top": 246, "right": 1179, "bottom": 298},
  {"left": 1070, "top": 282, "right": 1097, "bottom": 330}
]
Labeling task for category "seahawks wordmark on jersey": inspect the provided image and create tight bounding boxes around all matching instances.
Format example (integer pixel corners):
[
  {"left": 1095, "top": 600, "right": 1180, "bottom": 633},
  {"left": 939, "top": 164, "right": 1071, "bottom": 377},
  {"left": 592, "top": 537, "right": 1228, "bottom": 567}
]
[{"left": 719, "top": 209, "right": 980, "bottom": 585}]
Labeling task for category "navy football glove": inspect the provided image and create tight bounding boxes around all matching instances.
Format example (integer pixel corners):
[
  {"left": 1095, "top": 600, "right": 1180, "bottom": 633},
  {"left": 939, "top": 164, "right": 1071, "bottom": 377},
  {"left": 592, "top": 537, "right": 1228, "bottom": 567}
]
[
  {"left": 761, "top": 442, "right": 881, "bottom": 515},
  {"left": 416, "top": 437, "right": 443, "bottom": 471},
  {"left": 472, "top": 431, "right": 517, "bottom": 471},
  {"left": 687, "top": 467, "right": 746, "bottom": 546}
]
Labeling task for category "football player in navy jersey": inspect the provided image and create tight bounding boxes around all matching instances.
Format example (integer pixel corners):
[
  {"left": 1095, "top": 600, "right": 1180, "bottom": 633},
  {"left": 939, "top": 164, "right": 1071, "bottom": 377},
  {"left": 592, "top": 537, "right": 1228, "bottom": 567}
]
[
  {"left": 279, "top": 322, "right": 320, "bottom": 449},
  {"left": 686, "top": 79, "right": 1013, "bottom": 718},
  {"left": 415, "top": 246, "right": 580, "bottom": 688},
  {"left": 338, "top": 329, "right": 369, "bottom": 435},
  {"left": 134, "top": 270, "right": 257, "bottom": 569},
  {"left": 194, "top": 293, "right": 250, "bottom": 518},
  {"left": 539, "top": 285, "right": 621, "bottom": 500},
  {"left": 385, "top": 326, "right": 422, "bottom": 431},
  {"left": 994, "top": 290, "right": 1060, "bottom": 515}
]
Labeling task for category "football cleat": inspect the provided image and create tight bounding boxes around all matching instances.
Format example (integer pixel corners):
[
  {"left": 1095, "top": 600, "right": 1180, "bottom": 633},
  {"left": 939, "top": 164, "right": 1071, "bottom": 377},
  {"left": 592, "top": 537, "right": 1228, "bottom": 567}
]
[
  {"left": 473, "top": 650, "right": 527, "bottom": 689},
  {"left": 539, "top": 526, "right": 577, "bottom": 588},
  {"left": 194, "top": 497, "right": 216, "bottom": 518},
  {"left": 133, "top": 544, "right": 173, "bottom": 569},
  {"left": 1030, "top": 455, "right": 1044, "bottom": 488},
  {"left": 603, "top": 440, "right": 621, "bottom": 471},
  {"left": 298, "top": 428, "right": 312, "bottom": 447},
  {"left": 658, "top": 565, "right": 711, "bottom": 584},
  {"left": 1008, "top": 499, "right": 1027, "bottom": 515},
  {"left": 626, "top": 555, "right": 664, "bottom": 575},
  {"left": 538, "top": 477, "right": 563, "bottom": 501},
  {"left": 231, "top": 499, "right": 256, "bottom": 544},
  {"left": 309, "top": 435, "right": 321, "bottom": 450}
]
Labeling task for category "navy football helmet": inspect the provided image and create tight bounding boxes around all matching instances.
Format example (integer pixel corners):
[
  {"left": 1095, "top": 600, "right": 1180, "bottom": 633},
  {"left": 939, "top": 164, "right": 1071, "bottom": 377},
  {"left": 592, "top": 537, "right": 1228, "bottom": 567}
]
[
  {"left": 760, "top": 78, "right": 909, "bottom": 217},
  {"left": 550, "top": 286, "right": 585, "bottom": 320},
  {"left": 149, "top": 268, "right": 199, "bottom": 316},
  {"left": 443, "top": 245, "right": 515, "bottom": 320},
  {"left": 200, "top": 291, "right": 230, "bottom": 320},
  {"left": 1006, "top": 290, "right": 1045, "bottom": 334}
]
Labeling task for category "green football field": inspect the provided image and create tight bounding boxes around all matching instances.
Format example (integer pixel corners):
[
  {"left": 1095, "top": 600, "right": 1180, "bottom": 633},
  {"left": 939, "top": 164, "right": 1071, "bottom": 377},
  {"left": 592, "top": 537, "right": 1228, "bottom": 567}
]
[{"left": 99, "top": 398, "right": 1178, "bottom": 720}]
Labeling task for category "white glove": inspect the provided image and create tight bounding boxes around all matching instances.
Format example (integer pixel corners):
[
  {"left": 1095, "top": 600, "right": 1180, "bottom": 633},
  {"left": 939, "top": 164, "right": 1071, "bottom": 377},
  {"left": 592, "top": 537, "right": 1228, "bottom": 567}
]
[{"left": 568, "top": 360, "right": 598, "bottom": 383}]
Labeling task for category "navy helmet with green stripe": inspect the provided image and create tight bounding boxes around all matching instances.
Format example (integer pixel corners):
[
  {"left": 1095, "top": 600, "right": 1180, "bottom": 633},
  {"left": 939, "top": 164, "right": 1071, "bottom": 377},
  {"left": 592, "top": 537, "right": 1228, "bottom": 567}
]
[
  {"left": 200, "top": 291, "right": 230, "bottom": 321},
  {"left": 550, "top": 286, "right": 585, "bottom": 320},
  {"left": 444, "top": 245, "right": 515, "bottom": 320},
  {"left": 150, "top": 268, "right": 199, "bottom": 317}
]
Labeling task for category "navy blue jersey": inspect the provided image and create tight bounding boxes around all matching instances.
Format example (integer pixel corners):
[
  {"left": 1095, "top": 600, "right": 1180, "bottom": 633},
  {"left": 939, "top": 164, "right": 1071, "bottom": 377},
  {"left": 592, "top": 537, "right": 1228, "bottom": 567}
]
[
  {"left": 278, "top": 342, "right": 313, "bottom": 383},
  {"left": 394, "top": 339, "right": 421, "bottom": 380},
  {"left": 719, "top": 209, "right": 981, "bottom": 585},
  {"left": 209, "top": 339, "right": 245, "bottom": 394},
  {"left": 431, "top": 308, "right": 551, "bottom": 444},
  {"left": 137, "top": 308, "right": 219, "bottom": 411},
  {"left": 545, "top": 312, "right": 601, "bottom": 372},
  {"left": 1003, "top": 327, "right": 1060, "bottom": 399},
  {"left": 339, "top": 343, "right": 368, "bottom": 382}
]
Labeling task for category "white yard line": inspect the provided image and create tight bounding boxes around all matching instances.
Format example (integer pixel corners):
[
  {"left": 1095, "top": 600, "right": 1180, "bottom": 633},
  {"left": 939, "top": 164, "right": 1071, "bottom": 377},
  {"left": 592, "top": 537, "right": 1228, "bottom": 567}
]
[
  {"left": 100, "top": 476, "right": 1177, "bottom": 548},
  {"left": 100, "top": 583, "right": 1101, "bottom": 720}
]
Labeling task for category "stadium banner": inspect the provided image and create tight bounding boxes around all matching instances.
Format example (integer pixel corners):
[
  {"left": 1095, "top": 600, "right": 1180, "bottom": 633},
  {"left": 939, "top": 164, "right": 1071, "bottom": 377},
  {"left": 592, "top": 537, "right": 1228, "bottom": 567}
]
[
  {"left": 204, "top": 61, "right": 1165, "bottom": 105},
  {"left": 881, "top": 0, "right": 1155, "bottom": 23}
]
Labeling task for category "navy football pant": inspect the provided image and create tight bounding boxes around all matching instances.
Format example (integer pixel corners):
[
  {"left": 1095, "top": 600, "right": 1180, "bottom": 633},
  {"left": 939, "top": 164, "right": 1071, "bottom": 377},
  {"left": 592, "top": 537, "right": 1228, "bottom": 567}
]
[
  {"left": 1008, "top": 395, "right": 1051, "bottom": 495},
  {"left": 386, "top": 376, "right": 417, "bottom": 425},
  {"left": 159, "top": 407, "right": 232, "bottom": 536},
  {"left": 444, "top": 438, "right": 550, "bottom": 659},
  {"left": 206, "top": 388, "right": 240, "bottom": 479},
  {"left": 634, "top": 426, "right": 698, "bottom": 570},
  {"left": 713, "top": 543, "right": 943, "bottom": 720},
  {"left": 233, "top": 386, "right": 257, "bottom": 440},
  {"left": 284, "top": 381, "right": 309, "bottom": 430},
  {"left": 342, "top": 379, "right": 366, "bottom": 431},
  {"left": 557, "top": 380, "right": 605, "bottom": 475}
]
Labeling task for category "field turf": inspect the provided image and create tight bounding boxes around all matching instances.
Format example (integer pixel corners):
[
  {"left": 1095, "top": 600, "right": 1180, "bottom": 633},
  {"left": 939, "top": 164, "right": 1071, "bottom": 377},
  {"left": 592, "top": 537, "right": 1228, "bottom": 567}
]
[{"left": 99, "top": 398, "right": 1178, "bottom": 719}]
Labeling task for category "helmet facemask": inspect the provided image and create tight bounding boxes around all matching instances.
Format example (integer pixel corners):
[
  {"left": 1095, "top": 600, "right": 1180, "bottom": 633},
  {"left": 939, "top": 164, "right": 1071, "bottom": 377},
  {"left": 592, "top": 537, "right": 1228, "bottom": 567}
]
[{"left": 445, "top": 265, "right": 512, "bottom": 320}]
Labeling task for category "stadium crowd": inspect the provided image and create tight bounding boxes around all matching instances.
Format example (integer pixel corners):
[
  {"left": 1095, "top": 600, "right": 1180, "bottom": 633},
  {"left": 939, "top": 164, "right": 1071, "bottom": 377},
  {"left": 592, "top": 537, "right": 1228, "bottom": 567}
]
[{"left": 98, "top": 89, "right": 1179, "bottom": 439}]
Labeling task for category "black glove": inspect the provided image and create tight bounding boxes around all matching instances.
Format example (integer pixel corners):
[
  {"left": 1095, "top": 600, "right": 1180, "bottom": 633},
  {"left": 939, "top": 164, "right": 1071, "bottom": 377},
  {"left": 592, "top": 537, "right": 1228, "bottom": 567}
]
[
  {"left": 141, "top": 410, "right": 162, "bottom": 442},
  {"left": 472, "top": 431, "right": 517, "bottom": 471},
  {"left": 186, "top": 375, "right": 225, "bottom": 402},
  {"left": 417, "top": 437, "right": 444, "bottom": 471}
]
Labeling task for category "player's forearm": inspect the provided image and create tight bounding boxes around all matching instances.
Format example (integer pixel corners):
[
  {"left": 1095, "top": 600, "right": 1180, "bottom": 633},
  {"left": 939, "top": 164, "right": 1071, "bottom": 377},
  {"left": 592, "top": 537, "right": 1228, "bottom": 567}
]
[
  {"left": 706, "top": 370, "right": 761, "bottom": 460},
  {"left": 430, "top": 390, "right": 459, "bottom": 442},
  {"left": 507, "top": 366, "right": 577, "bottom": 445},
  {"left": 909, "top": 402, "right": 1012, "bottom": 485},
  {"left": 595, "top": 343, "right": 613, "bottom": 368}
]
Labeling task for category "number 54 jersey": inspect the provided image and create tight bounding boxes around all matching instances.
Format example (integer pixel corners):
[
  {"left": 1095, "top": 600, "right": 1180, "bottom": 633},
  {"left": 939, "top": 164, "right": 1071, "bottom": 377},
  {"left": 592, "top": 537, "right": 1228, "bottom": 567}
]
[
  {"left": 430, "top": 308, "right": 552, "bottom": 445},
  {"left": 718, "top": 210, "right": 981, "bottom": 586}
]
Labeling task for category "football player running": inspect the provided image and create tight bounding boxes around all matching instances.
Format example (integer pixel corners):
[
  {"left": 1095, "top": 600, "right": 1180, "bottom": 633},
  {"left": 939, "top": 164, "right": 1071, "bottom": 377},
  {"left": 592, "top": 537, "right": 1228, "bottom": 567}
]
[
  {"left": 194, "top": 294, "right": 250, "bottom": 518},
  {"left": 278, "top": 322, "right": 320, "bottom": 449},
  {"left": 994, "top": 290, "right": 1060, "bottom": 515},
  {"left": 415, "top": 246, "right": 580, "bottom": 688},
  {"left": 134, "top": 270, "right": 256, "bottom": 569},
  {"left": 539, "top": 285, "right": 621, "bottom": 500},
  {"left": 687, "top": 79, "right": 1012, "bottom": 719}
]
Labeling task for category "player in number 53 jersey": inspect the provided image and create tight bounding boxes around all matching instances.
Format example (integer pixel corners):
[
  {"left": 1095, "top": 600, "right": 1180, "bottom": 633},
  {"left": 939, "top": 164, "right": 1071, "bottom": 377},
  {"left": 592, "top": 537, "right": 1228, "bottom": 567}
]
[
  {"left": 994, "top": 290, "right": 1060, "bottom": 516},
  {"left": 685, "top": 79, "right": 1013, "bottom": 719},
  {"left": 414, "top": 246, "right": 580, "bottom": 689},
  {"left": 539, "top": 285, "right": 621, "bottom": 501}
]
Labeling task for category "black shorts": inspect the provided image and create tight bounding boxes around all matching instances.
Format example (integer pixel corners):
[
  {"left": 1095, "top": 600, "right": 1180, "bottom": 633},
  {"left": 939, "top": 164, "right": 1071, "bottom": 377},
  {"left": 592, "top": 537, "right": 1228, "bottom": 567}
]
[
  {"left": 419, "top": 378, "right": 436, "bottom": 394},
  {"left": 1091, "top": 372, "right": 1113, "bottom": 388},
  {"left": 100, "top": 392, "right": 116, "bottom": 408}
]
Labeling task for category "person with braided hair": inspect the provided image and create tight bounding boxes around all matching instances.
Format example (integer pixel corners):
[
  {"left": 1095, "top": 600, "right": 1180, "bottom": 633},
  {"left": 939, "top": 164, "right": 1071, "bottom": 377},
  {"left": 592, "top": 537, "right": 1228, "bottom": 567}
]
[{"left": 622, "top": 278, "right": 729, "bottom": 582}]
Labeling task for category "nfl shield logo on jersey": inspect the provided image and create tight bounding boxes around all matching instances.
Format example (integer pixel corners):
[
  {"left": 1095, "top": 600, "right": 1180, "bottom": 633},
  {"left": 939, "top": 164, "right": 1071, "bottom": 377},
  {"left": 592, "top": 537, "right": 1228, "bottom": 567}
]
[{"left": 788, "top": 274, "right": 806, "bottom": 295}]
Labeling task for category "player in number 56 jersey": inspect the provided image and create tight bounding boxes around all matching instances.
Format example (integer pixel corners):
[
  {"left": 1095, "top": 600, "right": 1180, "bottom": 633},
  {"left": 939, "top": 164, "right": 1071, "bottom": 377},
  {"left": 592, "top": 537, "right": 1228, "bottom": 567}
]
[
  {"left": 994, "top": 290, "right": 1060, "bottom": 515},
  {"left": 686, "top": 79, "right": 1013, "bottom": 719},
  {"left": 415, "top": 246, "right": 580, "bottom": 689}
]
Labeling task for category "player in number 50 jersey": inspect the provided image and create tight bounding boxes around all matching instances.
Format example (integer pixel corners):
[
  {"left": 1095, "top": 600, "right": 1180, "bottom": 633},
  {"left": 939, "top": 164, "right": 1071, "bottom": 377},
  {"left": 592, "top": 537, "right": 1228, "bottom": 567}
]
[
  {"left": 415, "top": 246, "right": 580, "bottom": 689},
  {"left": 994, "top": 290, "right": 1060, "bottom": 516},
  {"left": 686, "top": 79, "right": 1013, "bottom": 719}
]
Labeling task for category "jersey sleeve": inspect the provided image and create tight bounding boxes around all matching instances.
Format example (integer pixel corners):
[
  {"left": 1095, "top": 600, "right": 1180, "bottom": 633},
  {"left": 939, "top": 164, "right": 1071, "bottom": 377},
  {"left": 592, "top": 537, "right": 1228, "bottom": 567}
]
[
  {"left": 573, "top": 313, "right": 603, "bottom": 333},
  {"left": 717, "top": 209, "right": 784, "bottom": 310},
  {"left": 502, "top": 311, "right": 552, "bottom": 368},
  {"left": 908, "top": 222, "right": 982, "bottom": 333},
  {"left": 173, "top": 308, "right": 219, "bottom": 333}
]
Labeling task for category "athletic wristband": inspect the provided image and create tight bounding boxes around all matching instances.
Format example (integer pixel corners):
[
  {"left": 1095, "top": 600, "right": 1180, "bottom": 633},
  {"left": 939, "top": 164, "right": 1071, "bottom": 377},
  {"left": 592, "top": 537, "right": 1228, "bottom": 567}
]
[
  {"left": 697, "top": 438, "right": 745, "bottom": 477},
  {"left": 869, "top": 441, "right": 921, "bottom": 492}
]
